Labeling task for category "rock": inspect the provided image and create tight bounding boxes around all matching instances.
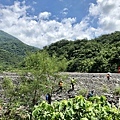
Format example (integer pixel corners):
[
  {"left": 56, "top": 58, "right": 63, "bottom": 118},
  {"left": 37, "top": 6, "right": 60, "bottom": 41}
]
[{"left": 1, "top": 72, "right": 120, "bottom": 106}]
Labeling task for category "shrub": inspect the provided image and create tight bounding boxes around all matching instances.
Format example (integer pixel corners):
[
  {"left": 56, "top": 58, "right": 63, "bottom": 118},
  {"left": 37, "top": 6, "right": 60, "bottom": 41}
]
[
  {"left": 32, "top": 95, "right": 120, "bottom": 120},
  {"left": 113, "top": 86, "right": 120, "bottom": 95}
]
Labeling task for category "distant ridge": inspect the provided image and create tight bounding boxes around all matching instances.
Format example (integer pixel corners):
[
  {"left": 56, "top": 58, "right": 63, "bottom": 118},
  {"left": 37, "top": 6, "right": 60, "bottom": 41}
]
[
  {"left": 0, "top": 30, "right": 19, "bottom": 40},
  {"left": 0, "top": 30, "right": 39, "bottom": 55},
  {"left": 0, "top": 30, "right": 39, "bottom": 69}
]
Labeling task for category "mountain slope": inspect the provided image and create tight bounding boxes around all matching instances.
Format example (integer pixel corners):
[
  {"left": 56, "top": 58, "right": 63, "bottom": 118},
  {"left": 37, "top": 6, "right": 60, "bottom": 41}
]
[
  {"left": 0, "top": 30, "right": 39, "bottom": 56},
  {"left": 44, "top": 31, "right": 120, "bottom": 73},
  {"left": 0, "top": 30, "right": 39, "bottom": 69}
]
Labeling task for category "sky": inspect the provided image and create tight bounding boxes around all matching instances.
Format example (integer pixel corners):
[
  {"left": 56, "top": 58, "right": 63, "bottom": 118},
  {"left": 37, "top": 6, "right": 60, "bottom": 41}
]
[{"left": 0, "top": 0, "right": 120, "bottom": 48}]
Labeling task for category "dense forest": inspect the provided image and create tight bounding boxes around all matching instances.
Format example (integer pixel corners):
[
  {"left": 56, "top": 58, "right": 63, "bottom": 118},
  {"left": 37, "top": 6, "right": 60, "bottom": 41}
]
[
  {"left": 0, "top": 30, "right": 120, "bottom": 72},
  {"left": 44, "top": 31, "right": 120, "bottom": 73}
]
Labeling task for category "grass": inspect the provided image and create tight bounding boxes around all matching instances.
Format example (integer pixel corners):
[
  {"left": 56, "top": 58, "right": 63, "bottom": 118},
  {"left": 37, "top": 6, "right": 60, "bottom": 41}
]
[{"left": 113, "top": 86, "right": 120, "bottom": 95}]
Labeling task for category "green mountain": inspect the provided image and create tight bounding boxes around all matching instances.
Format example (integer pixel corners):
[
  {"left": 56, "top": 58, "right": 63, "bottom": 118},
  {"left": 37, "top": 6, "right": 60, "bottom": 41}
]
[
  {"left": 0, "top": 30, "right": 39, "bottom": 70},
  {"left": 1, "top": 30, "right": 120, "bottom": 72},
  {"left": 44, "top": 31, "right": 120, "bottom": 73}
]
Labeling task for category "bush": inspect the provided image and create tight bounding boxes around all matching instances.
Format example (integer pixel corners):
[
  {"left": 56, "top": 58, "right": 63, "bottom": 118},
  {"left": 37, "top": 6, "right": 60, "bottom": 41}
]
[
  {"left": 113, "top": 86, "right": 120, "bottom": 95},
  {"left": 32, "top": 95, "right": 120, "bottom": 120}
]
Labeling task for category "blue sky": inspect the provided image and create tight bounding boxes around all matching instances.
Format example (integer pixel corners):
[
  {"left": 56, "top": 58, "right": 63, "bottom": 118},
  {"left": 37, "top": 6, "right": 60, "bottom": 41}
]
[{"left": 0, "top": 0, "right": 120, "bottom": 48}]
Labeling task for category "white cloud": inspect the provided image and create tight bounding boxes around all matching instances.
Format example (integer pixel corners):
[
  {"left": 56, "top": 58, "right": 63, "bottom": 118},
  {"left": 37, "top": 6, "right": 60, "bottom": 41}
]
[
  {"left": 33, "top": 1, "right": 37, "bottom": 5},
  {"left": 0, "top": 0, "right": 120, "bottom": 48},
  {"left": 89, "top": 0, "right": 120, "bottom": 35},
  {"left": 39, "top": 12, "right": 51, "bottom": 20},
  {"left": 61, "top": 8, "right": 68, "bottom": 16}
]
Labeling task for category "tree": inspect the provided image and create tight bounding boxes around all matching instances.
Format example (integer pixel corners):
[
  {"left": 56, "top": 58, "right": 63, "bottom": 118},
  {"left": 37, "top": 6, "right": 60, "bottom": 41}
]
[{"left": 1, "top": 50, "right": 68, "bottom": 119}]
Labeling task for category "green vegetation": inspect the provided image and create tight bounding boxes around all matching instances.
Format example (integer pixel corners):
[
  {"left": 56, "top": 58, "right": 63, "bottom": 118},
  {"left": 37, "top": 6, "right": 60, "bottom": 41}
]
[
  {"left": 32, "top": 95, "right": 120, "bottom": 120},
  {"left": 0, "top": 30, "right": 120, "bottom": 72},
  {"left": 0, "top": 30, "right": 39, "bottom": 70},
  {"left": 44, "top": 31, "right": 120, "bottom": 73},
  {"left": 78, "top": 88, "right": 88, "bottom": 97},
  {"left": 0, "top": 30, "right": 120, "bottom": 119},
  {"left": 101, "top": 85, "right": 109, "bottom": 93},
  {"left": 113, "top": 86, "right": 120, "bottom": 95},
  {"left": 1, "top": 51, "right": 67, "bottom": 119}
]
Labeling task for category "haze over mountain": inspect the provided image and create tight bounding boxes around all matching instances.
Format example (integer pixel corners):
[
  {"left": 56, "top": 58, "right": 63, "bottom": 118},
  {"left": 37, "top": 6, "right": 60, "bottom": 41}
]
[{"left": 0, "top": 30, "right": 39, "bottom": 69}]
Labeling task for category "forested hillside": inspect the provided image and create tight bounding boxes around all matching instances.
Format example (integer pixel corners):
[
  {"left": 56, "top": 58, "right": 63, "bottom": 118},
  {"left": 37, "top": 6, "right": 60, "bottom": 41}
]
[
  {"left": 0, "top": 30, "right": 39, "bottom": 70},
  {"left": 44, "top": 31, "right": 120, "bottom": 73},
  {"left": 0, "top": 30, "right": 120, "bottom": 72}
]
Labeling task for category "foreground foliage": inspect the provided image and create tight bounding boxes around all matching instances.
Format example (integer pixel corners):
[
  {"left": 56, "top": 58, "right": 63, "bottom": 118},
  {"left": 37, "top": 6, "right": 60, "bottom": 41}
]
[
  {"left": 0, "top": 51, "right": 67, "bottom": 119},
  {"left": 32, "top": 95, "right": 120, "bottom": 120}
]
